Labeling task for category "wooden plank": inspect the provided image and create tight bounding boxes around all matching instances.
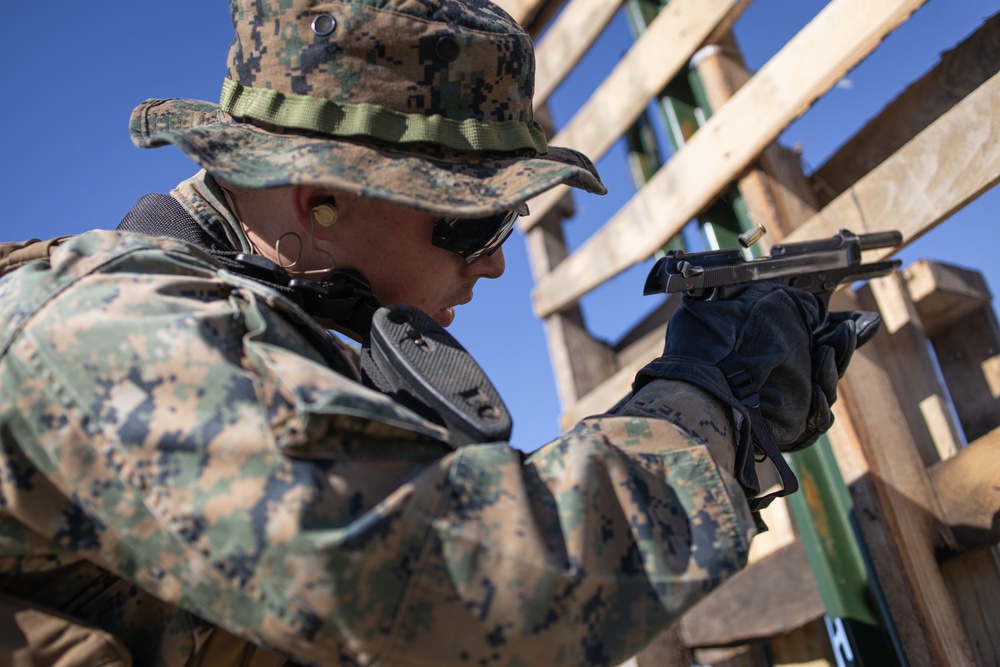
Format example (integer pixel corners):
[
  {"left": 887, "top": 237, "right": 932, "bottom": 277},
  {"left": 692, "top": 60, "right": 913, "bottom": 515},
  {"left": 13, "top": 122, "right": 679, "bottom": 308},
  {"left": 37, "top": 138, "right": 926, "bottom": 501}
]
[
  {"left": 798, "top": 218, "right": 1000, "bottom": 663},
  {"left": 692, "top": 646, "right": 768, "bottom": 667},
  {"left": 632, "top": 623, "right": 690, "bottom": 667},
  {"left": 492, "top": 0, "right": 551, "bottom": 26},
  {"left": 677, "top": 540, "right": 825, "bottom": 648},
  {"left": 827, "top": 284, "right": 975, "bottom": 667},
  {"left": 692, "top": 33, "right": 819, "bottom": 243},
  {"left": 532, "top": 0, "right": 932, "bottom": 316},
  {"left": 702, "top": 0, "right": 754, "bottom": 47},
  {"left": 522, "top": 0, "right": 741, "bottom": 231},
  {"left": 865, "top": 271, "right": 962, "bottom": 463},
  {"left": 560, "top": 331, "right": 660, "bottom": 428},
  {"left": 824, "top": 398, "right": 935, "bottom": 667},
  {"left": 767, "top": 618, "right": 836, "bottom": 666},
  {"left": 928, "top": 427, "right": 1000, "bottom": 554},
  {"left": 525, "top": 205, "right": 576, "bottom": 407},
  {"left": 533, "top": 0, "right": 624, "bottom": 106},
  {"left": 782, "top": 70, "right": 1000, "bottom": 248},
  {"left": 542, "top": 310, "right": 617, "bottom": 406},
  {"left": 811, "top": 12, "right": 1000, "bottom": 206},
  {"left": 941, "top": 548, "right": 1000, "bottom": 667},
  {"left": 904, "top": 259, "right": 993, "bottom": 339},
  {"left": 929, "top": 306, "right": 1000, "bottom": 444},
  {"left": 544, "top": 64, "right": 1000, "bottom": 321},
  {"left": 525, "top": 177, "right": 616, "bottom": 408},
  {"left": 524, "top": 106, "right": 619, "bottom": 408},
  {"left": 908, "top": 260, "right": 1000, "bottom": 667}
]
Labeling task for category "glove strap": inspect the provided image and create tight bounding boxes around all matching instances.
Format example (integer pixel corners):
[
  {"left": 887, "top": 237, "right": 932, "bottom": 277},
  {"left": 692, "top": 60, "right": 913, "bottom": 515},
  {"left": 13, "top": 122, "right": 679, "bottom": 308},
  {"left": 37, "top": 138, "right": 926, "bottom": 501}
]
[{"left": 718, "top": 352, "right": 800, "bottom": 512}]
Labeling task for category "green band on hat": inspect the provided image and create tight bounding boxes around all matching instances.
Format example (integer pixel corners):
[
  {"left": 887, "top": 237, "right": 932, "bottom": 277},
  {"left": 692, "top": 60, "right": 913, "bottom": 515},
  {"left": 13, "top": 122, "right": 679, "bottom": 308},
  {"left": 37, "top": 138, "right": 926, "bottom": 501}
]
[{"left": 219, "top": 78, "right": 549, "bottom": 154}]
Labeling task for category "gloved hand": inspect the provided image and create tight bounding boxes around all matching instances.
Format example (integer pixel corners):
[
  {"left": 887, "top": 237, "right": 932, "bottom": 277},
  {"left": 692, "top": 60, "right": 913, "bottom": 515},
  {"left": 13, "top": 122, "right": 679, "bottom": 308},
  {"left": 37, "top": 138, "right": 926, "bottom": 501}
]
[{"left": 634, "top": 282, "right": 881, "bottom": 511}]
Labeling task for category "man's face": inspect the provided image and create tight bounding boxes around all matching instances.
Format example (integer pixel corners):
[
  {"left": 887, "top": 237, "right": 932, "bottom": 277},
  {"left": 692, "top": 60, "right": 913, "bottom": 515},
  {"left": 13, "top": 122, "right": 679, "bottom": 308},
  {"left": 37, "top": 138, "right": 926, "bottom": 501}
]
[{"left": 328, "top": 195, "right": 506, "bottom": 327}]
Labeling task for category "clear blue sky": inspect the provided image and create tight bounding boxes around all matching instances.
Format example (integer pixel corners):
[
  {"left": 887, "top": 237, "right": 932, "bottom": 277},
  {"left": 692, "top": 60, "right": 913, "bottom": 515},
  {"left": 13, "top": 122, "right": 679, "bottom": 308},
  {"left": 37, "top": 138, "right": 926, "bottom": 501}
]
[{"left": 1, "top": 0, "right": 996, "bottom": 451}]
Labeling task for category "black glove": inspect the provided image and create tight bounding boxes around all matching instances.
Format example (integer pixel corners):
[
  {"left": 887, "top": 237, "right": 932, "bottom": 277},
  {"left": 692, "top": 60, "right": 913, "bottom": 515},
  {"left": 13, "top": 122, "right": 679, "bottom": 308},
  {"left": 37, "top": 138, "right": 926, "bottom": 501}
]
[{"left": 634, "top": 282, "right": 881, "bottom": 512}]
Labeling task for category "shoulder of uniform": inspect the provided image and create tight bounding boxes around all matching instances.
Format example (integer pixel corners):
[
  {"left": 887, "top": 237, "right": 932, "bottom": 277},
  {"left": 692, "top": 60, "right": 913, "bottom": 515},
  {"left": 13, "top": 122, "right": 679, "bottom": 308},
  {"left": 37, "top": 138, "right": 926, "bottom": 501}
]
[
  {"left": 49, "top": 229, "right": 221, "bottom": 279},
  {"left": 0, "top": 230, "right": 222, "bottom": 355}
]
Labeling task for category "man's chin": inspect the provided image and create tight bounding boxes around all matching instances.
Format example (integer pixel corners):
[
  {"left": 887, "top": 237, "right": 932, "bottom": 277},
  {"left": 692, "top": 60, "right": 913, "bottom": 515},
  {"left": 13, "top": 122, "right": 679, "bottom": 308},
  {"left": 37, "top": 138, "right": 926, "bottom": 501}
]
[{"left": 436, "top": 306, "right": 456, "bottom": 327}]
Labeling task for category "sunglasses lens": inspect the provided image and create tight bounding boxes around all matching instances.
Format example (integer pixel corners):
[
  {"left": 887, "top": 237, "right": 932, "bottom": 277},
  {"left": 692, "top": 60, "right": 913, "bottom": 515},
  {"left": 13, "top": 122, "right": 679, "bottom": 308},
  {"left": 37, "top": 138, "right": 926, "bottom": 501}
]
[{"left": 432, "top": 211, "right": 519, "bottom": 262}]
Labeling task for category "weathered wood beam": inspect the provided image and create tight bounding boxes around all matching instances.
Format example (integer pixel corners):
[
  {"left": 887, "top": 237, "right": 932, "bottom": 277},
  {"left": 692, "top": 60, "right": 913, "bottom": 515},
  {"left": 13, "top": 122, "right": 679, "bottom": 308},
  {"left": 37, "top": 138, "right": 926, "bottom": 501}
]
[
  {"left": 532, "top": 0, "right": 931, "bottom": 317},
  {"left": 928, "top": 305, "right": 1000, "bottom": 444},
  {"left": 940, "top": 548, "right": 1000, "bottom": 667},
  {"left": 542, "top": 307, "right": 617, "bottom": 407},
  {"left": 905, "top": 258, "right": 1000, "bottom": 448},
  {"left": 526, "top": 207, "right": 617, "bottom": 409},
  {"left": 692, "top": 34, "right": 818, "bottom": 243},
  {"left": 829, "top": 284, "right": 975, "bottom": 667},
  {"left": 811, "top": 12, "right": 1000, "bottom": 206},
  {"left": 907, "top": 259, "right": 1000, "bottom": 667},
  {"left": 492, "top": 0, "right": 553, "bottom": 28},
  {"left": 865, "top": 271, "right": 962, "bottom": 464},
  {"left": 559, "top": 327, "right": 660, "bottom": 428},
  {"left": 928, "top": 427, "right": 1000, "bottom": 555},
  {"left": 524, "top": 105, "right": 619, "bottom": 409},
  {"left": 522, "top": 0, "right": 742, "bottom": 231},
  {"left": 912, "top": 263, "right": 1000, "bottom": 667},
  {"left": 533, "top": 0, "right": 624, "bottom": 106},
  {"left": 766, "top": 617, "right": 837, "bottom": 666},
  {"left": 782, "top": 70, "right": 1000, "bottom": 248},
  {"left": 560, "top": 70, "right": 1000, "bottom": 422},
  {"left": 904, "top": 259, "right": 993, "bottom": 339},
  {"left": 896, "top": 259, "right": 1000, "bottom": 667},
  {"left": 677, "top": 540, "right": 825, "bottom": 649}
]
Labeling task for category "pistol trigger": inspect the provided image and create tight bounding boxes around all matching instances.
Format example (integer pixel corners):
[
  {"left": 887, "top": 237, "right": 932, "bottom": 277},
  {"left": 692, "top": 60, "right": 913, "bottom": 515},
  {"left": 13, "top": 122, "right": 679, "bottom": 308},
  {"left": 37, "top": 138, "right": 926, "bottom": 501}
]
[{"left": 685, "top": 287, "right": 713, "bottom": 301}]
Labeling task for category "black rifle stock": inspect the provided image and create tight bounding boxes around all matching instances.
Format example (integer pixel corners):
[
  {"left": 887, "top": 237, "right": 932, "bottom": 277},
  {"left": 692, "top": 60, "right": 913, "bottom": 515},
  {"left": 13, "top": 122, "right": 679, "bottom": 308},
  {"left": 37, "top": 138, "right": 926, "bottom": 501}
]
[{"left": 643, "top": 229, "right": 903, "bottom": 303}]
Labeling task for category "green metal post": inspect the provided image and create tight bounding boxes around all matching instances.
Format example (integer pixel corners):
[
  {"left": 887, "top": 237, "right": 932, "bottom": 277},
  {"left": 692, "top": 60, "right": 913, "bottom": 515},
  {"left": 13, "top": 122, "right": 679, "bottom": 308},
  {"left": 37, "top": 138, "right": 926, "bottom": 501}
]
[
  {"left": 620, "top": 1, "right": 908, "bottom": 664},
  {"left": 786, "top": 441, "right": 905, "bottom": 666},
  {"left": 624, "top": 0, "right": 754, "bottom": 255}
]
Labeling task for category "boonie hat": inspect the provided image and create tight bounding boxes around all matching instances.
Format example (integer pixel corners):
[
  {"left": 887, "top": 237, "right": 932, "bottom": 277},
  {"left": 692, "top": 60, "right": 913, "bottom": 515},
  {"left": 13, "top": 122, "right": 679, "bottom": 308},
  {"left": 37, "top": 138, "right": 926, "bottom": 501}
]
[{"left": 129, "top": 0, "right": 606, "bottom": 217}]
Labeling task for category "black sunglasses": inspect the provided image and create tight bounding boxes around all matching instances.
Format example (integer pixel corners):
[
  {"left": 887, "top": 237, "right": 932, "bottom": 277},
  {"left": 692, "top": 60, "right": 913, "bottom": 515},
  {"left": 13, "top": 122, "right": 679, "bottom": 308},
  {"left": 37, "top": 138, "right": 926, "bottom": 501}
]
[{"left": 431, "top": 211, "right": 519, "bottom": 263}]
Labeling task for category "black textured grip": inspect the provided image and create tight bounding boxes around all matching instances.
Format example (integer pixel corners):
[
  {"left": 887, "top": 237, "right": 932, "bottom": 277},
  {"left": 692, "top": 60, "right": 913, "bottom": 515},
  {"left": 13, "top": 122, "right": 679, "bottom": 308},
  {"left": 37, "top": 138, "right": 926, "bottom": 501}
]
[{"left": 368, "top": 305, "right": 512, "bottom": 445}]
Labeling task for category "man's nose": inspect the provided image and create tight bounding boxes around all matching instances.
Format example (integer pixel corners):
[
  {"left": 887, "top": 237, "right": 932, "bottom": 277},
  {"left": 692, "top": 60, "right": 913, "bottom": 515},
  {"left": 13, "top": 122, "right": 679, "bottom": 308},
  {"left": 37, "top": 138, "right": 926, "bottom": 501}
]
[{"left": 471, "top": 246, "right": 505, "bottom": 279}]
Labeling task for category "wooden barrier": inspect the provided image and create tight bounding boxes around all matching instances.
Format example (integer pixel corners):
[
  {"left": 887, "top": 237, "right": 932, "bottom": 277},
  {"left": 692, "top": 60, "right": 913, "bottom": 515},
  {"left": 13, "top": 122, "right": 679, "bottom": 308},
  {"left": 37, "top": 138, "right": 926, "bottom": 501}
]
[
  {"left": 532, "top": 0, "right": 624, "bottom": 106},
  {"left": 530, "top": 0, "right": 931, "bottom": 317},
  {"left": 494, "top": 0, "right": 1000, "bottom": 663}
]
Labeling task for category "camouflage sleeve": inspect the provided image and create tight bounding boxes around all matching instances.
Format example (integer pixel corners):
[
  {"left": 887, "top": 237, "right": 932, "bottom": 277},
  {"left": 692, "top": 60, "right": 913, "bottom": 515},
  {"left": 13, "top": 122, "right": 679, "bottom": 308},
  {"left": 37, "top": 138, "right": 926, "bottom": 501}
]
[{"left": 0, "top": 231, "right": 754, "bottom": 666}]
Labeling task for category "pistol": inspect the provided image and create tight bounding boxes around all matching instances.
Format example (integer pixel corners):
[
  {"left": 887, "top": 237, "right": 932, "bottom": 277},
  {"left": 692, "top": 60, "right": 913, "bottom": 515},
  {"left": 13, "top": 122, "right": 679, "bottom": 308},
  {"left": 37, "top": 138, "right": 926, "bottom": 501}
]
[{"left": 643, "top": 229, "right": 902, "bottom": 303}]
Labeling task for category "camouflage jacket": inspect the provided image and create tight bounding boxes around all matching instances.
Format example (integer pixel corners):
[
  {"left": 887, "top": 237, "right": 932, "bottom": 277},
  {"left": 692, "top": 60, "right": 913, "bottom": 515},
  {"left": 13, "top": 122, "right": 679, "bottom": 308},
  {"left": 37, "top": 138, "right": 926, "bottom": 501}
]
[{"left": 0, "top": 175, "right": 755, "bottom": 666}]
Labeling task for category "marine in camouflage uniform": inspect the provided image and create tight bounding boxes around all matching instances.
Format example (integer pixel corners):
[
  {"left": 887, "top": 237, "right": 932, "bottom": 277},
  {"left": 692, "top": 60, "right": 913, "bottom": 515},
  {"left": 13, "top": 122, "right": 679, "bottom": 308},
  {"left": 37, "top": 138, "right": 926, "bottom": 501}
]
[{"left": 0, "top": 0, "right": 873, "bottom": 665}]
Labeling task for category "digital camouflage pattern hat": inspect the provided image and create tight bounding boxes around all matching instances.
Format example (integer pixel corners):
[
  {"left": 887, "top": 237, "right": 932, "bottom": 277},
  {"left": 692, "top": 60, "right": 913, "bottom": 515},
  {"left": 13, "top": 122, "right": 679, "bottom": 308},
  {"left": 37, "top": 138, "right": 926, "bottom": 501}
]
[{"left": 130, "top": 0, "right": 606, "bottom": 217}]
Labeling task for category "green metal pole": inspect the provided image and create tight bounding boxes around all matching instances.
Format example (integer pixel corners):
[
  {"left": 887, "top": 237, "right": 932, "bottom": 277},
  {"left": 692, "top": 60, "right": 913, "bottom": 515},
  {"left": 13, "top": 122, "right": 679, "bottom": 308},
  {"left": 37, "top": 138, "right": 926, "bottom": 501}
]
[
  {"left": 624, "top": 0, "right": 755, "bottom": 255},
  {"left": 786, "top": 441, "right": 905, "bottom": 666},
  {"left": 620, "top": 1, "right": 908, "bottom": 664}
]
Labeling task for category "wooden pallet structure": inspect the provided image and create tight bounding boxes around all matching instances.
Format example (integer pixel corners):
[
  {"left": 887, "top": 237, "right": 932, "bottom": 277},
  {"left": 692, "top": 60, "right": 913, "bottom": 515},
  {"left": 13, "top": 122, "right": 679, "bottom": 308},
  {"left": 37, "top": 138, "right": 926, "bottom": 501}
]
[{"left": 494, "top": 0, "right": 1000, "bottom": 664}]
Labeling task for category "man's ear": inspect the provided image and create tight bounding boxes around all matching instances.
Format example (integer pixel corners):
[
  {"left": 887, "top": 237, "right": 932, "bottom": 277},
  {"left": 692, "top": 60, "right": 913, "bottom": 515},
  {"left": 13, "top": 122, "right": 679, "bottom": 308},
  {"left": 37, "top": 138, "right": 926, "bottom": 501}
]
[
  {"left": 293, "top": 185, "right": 343, "bottom": 239},
  {"left": 291, "top": 185, "right": 317, "bottom": 232}
]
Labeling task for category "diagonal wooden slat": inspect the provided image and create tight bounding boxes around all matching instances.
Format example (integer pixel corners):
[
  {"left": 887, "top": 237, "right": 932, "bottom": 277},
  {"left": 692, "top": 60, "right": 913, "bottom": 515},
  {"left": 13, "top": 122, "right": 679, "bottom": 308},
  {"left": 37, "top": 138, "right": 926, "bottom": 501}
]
[
  {"left": 559, "top": 69, "right": 1000, "bottom": 424},
  {"left": 492, "top": 0, "right": 550, "bottom": 26},
  {"left": 523, "top": 0, "right": 741, "bottom": 231},
  {"left": 531, "top": 0, "right": 931, "bottom": 318},
  {"left": 782, "top": 72, "right": 1000, "bottom": 247},
  {"left": 533, "top": 0, "right": 625, "bottom": 107}
]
